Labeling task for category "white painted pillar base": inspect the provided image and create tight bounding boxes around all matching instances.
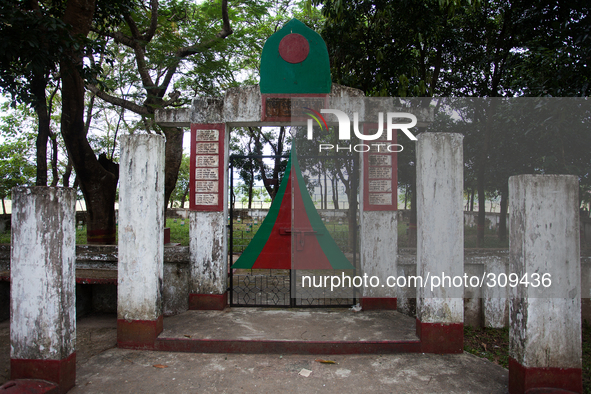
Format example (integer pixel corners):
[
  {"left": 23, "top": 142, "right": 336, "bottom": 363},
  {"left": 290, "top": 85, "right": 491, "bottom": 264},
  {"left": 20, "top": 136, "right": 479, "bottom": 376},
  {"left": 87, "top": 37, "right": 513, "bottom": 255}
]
[
  {"left": 189, "top": 211, "right": 227, "bottom": 310},
  {"left": 360, "top": 211, "right": 398, "bottom": 310},
  {"left": 508, "top": 175, "right": 581, "bottom": 394},
  {"left": 10, "top": 187, "right": 76, "bottom": 391},
  {"left": 117, "top": 134, "right": 165, "bottom": 349},
  {"left": 416, "top": 133, "right": 464, "bottom": 353}
]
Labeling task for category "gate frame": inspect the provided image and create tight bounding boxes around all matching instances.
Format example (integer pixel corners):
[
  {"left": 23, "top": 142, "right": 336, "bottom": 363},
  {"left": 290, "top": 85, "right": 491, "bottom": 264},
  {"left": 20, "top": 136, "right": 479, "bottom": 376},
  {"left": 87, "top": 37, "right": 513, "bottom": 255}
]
[{"left": 227, "top": 152, "right": 360, "bottom": 308}]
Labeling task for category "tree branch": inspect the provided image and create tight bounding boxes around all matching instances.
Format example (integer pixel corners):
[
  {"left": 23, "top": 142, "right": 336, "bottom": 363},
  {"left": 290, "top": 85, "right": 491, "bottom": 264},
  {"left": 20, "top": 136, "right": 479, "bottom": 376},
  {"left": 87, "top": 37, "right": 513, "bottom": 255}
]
[
  {"left": 124, "top": 13, "right": 142, "bottom": 39},
  {"left": 86, "top": 84, "right": 151, "bottom": 115},
  {"left": 141, "top": 0, "right": 159, "bottom": 42},
  {"left": 159, "top": 0, "right": 233, "bottom": 94},
  {"left": 91, "top": 27, "right": 136, "bottom": 48}
]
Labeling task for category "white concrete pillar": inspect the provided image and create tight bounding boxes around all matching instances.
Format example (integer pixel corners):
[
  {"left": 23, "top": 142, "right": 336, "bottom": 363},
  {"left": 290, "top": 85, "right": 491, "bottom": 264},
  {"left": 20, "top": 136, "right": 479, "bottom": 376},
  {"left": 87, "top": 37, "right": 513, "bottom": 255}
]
[
  {"left": 188, "top": 123, "right": 228, "bottom": 310},
  {"left": 508, "top": 175, "right": 581, "bottom": 394},
  {"left": 117, "top": 134, "right": 165, "bottom": 349},
  {"left": 188, "top": 211, "right": 227, "bottom": 309},
  {"left": 415, "top": 132, "right": 464, "bottom": 353},
  {"left": 10, "top": 187, "right": 76, "bottom": 392},
  {"left": 360, "top": 211, "right": 398, "bottom": 309}
]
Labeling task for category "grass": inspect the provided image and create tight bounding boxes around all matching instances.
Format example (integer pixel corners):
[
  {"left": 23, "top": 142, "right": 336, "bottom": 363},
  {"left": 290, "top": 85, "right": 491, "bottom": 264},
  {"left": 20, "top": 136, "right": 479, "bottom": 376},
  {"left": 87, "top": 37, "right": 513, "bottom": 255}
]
[
  {"left": 0, "top": 218, "right": 544, "bottom": 251},
  {"left": 0, "top": 218, "right": 192, "bottom": 246},
  {"left": 397, "top": 221, "right": 509, "bottom": 248},
  {"left": 230, "top": 219, "right": 353, "bottom": 253},
  {"left": 464, "top": 322, "right": 590, "bottom": 393},
  {"left": 464, "top": 325, "right": 510, "bottom": 368}
]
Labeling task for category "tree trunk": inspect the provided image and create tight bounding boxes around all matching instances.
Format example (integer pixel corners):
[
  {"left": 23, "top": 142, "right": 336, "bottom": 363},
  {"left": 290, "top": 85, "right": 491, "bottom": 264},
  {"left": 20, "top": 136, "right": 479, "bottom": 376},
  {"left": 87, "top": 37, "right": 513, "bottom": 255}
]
[
  {"left": 470, "top": 189, "right": 475, "bottom": 211},
  {"left": 50, "top": 132, "right": 59, "bottom": 186},
  {"left": 476, "top": 102, "right": 496, "bottom": 247},
  {"left": 61, "top": 0, "right": 118, "bottom": 245},
  {"left": 408, "top": 170, "right": 417, "bottom": 247},
  {"left": 247, "top": 167, "right": 253, "bottom": 209},
  {"left": 318, "top": 173, "right": 323, "bottom": 209},
  {"left": 477, "top": 174, "right": 486, "bottom": 247},
  {"left": 332, "top": 176, "right": 339, "bottom": 210},
  {"left": 181, "top": 181, "right": 189, "bottom": 208},
  {"left": 323, "top": 171, "right": 328, "bottom": 209},
  {"left": 31, "top": 75, "right": 49, "bottom": 187},
  {"left": 347, "top": 159, "right": 359, "bottom": 253},
  {"left": 162, "top": 126, "right": 184, "bottom": 214},
  {"left": 63, "top": 157, "right": 73, "bottom": 187},
  {"left": 498, "top": 181, "right": 508, "bottom": 242}
]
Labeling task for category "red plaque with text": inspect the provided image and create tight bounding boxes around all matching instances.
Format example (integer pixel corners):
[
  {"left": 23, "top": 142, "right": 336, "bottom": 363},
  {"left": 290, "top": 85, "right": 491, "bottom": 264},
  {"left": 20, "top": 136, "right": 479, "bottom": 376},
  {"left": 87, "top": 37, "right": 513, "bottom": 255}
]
[
  {"left": 190, "top": 124, "right": 225, "bottom": 212},
  {"left": 362, "top": 123, "right": 398, "bottom": 211}
]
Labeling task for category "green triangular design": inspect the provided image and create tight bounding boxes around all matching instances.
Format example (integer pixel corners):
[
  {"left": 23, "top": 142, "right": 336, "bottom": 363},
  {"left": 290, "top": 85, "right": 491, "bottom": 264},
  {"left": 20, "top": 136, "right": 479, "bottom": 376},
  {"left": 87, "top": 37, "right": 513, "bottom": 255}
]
[
  {"left": 292, "top": 149, "right": 354, "bottom": 269},
  {"left": 231, "top": 155, "right": 292, "bottom": 269}
]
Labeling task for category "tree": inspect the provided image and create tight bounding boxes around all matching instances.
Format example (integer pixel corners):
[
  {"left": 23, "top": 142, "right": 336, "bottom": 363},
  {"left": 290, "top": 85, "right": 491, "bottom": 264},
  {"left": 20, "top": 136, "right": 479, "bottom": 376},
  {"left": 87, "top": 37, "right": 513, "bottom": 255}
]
[
  {"left": 87, "top": 0, "right": 276, "bottom": 210},
  {"left": 316, "top": 0, "right": 591, "bottom": 247},
  {"left": 0, "top": 107, "right": 36, "bottom": 213},
  {"left": 1, "top": 0, "right": 135, "bottom": 243},
  {"left": 169, "top": 153, "right": 190, "bottom": 208}
]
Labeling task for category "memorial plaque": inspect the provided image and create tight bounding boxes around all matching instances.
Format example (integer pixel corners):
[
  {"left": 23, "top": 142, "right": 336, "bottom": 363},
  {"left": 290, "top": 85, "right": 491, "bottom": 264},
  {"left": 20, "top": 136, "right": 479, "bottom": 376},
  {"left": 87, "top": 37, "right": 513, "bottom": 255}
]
[
  {"left": 369, "top": 180, "right": 392, "bottom": 192},
  {"left": 195, "top": 129, "right": 219, "bottom": 141},
  {"left": 369, "top": 167, "right": 392, "bottom": 179},
  {"left": 265, "top": 98, "right": 292, "bottom": 117},
  {"left": 369, "top": 193, "right": 392, "bottom": 205},
  {"left": 265, "top": 97, "right": 326, "bottom": 118},
  {"left": 369, "top": 155, "right": 391, "bottom": 166},
  {"left": 196, "top": 142, "right": 219, "bottom": 154},
  {"left": 195, "top": 168, "right": 218, "bottom": 180},
  {"left": 191, "top": 124, "right": 224, "bottom": 212},
  {"left": 195, "top": 181, "right": 218, "bottom": 192},
  {"left": 363, "top": 123, "right": 397, "bottom": 211},
  {"left": 196, "top": 155, "right": 218, "bottom": 167},
  {"left": 369, "top": 143, "right": 392, "bottom": 153},
  {"left": 194, "top": 194, "right": 218, "bottom": 205}
]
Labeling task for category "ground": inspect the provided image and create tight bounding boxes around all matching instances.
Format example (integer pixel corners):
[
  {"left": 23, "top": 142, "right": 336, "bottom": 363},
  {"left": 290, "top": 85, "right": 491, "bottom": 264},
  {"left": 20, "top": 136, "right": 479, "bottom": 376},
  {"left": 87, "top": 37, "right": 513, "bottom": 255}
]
[{"left": 0, "top": 314, "right": 588, "bottom": 392}]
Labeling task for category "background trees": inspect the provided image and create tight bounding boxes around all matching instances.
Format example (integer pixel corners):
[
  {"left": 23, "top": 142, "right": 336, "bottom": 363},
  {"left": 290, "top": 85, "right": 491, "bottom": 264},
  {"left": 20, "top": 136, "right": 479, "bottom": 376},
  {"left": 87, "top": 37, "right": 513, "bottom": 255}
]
[
  {"left": 315, "top": 0, "right": 591, "bottom": 246},
  {"left": 0, "top": 0, "right": 589, "bottom": 248}
]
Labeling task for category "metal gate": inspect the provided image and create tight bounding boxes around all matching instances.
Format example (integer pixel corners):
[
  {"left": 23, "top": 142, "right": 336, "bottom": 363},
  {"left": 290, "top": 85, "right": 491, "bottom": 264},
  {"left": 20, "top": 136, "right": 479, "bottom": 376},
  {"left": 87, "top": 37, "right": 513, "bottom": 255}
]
[{"left": 228, "top": 153, "right": 359, "bottom": 307}]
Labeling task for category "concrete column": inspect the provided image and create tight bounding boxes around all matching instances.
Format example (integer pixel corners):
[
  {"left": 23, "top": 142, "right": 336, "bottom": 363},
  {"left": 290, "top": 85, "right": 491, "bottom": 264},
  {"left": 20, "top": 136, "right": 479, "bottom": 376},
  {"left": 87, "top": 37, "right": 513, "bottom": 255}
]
[
  {"left": 188, "top": 211, "right": 227, "bottom": 310},
  {"left": 10, "top": 187, "right": 76, "bottom": 392},
  {"left": 188, "top": 124, "right": 228, "bottom": 311},
  {"left": 415, "top": 132, "right": 464, "bottom": 353},
  {"left": 118, "top": 134, "right": 165, "bottom": 349},
  {"left": 508, "top": 175, "right": 581, "bottom": 394},
  {"left": 360, "top": 211, "right": 398, "bottom": 310}
]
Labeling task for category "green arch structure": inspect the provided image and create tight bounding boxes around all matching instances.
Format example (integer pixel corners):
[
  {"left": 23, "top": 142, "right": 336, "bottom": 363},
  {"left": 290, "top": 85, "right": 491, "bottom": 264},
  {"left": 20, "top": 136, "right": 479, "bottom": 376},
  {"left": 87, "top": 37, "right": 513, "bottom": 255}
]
[{"left": 260, "top": 19, "right": 332, "bottom": 94}]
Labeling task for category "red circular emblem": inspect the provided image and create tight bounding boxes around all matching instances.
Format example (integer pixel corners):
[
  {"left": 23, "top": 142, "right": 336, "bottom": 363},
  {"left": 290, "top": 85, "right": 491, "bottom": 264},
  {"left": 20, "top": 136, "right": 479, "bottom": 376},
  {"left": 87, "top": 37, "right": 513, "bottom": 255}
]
[{"left": 278, "top": 33, "right": 310, "bottom": 64}]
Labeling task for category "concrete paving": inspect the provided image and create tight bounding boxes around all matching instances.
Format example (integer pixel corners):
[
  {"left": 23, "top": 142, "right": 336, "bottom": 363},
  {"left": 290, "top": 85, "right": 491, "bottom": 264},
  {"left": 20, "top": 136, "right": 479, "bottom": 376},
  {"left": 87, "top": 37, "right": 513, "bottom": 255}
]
[
  {"left": 161, "top": 308, "right": 419, "bottom": 341},
  {"left": 71, "top": 349, "right": 509, "bottom": 393},
  {"left": 0, "top": 312, "right": 510, "bottom": 393}
]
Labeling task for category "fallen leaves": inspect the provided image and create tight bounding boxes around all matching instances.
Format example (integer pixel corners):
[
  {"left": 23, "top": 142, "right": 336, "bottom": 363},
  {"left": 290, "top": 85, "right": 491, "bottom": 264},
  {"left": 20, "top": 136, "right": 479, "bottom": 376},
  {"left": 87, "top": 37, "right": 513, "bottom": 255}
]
[{"left": 315, "top": 359, "right": 336, "bottom": 364}]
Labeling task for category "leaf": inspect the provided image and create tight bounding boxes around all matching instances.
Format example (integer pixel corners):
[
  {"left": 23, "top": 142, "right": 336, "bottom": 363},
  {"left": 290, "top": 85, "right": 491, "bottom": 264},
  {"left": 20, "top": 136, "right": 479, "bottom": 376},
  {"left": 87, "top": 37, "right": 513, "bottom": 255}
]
[
  {"left": 315, "top": 359, "right": 336, "bottom": 364},
  {"left": 153, "top": 364, "right": 168, "bottom": 368}
]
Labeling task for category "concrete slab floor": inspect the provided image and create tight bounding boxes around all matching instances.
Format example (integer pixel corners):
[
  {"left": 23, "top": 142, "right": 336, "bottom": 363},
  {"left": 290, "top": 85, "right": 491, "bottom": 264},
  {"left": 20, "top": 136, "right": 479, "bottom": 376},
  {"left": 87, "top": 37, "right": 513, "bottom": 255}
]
[
  {"left": 160, "top": 308, "right": 418, "bottom": 341},
  {"left": 70, "top": 349, "right": 508, "bottom": 393},
  {"left": 0, "top": 312, "right": 510, "bottom": 393}
]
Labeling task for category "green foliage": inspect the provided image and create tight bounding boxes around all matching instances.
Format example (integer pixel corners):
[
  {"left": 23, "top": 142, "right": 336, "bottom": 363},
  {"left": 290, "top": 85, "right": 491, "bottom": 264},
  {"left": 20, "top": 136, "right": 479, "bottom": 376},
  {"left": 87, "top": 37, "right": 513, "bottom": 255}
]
[
  {"left": 0, "top": 104, "right": 36, "bottom": 201},
  {"left": 0, "top": 0, "right": 134, "bottom": 106},
  {"left": 170, "top": 154, "right": 190, "bottom": 207}
]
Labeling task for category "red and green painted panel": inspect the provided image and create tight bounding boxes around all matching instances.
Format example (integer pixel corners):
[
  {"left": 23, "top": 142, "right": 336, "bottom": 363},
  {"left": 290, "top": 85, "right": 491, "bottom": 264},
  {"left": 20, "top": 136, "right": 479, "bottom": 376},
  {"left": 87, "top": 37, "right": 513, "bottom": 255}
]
[
  {"left": 231, "top": 149, "right": 353, "bottom": 270},
  {"left": 260, "top": 19, "right": 331, "bottom": 94}
]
